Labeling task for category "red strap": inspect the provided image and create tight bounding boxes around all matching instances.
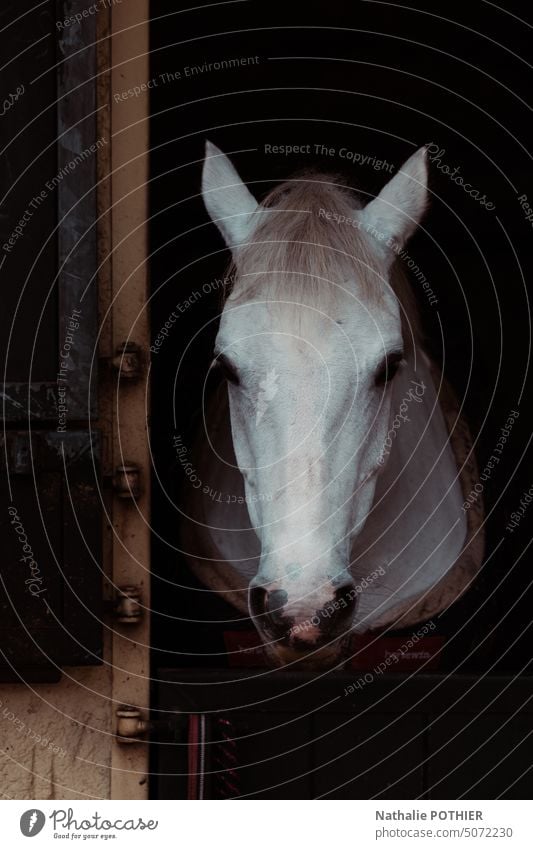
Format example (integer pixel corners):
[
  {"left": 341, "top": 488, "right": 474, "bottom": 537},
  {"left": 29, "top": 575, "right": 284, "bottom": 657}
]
[{"left": 187, "top": 714, "right": 200, "bottom": 799}]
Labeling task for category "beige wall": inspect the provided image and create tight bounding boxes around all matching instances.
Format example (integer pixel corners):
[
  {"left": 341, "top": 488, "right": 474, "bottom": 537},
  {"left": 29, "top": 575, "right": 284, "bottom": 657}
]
[
  {"left": 109, "top": 0, "right": 151, "bottom": 801},
  {"left": 0, "top": 653, "right": 113, "bottom": 799},
  {"left": 0, "top": 0, "right": 150, "bottom": 800}
]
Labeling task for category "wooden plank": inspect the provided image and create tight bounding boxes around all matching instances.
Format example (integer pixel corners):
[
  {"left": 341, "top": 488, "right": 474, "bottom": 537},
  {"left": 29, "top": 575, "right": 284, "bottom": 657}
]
[
  {"left": 154, "top": 702, "right": 314, "bottom": 799},
  {"left": 157, "top": 669, "right": 533, "bottom": 714},
  {"left": 312, "top": 712, "right": 425, "bottom": 799},
  {"left": 109, "top": 0, "right": 151, "bottom": 801},
  {"left": 209, "top": 711, "right": 314, "bottom": 799},
  {"left": 427, "top": 711, "right": 533, "bottom": 799},
  {"left": 155, "top": 671, "right": 533, "bottom": 798}
]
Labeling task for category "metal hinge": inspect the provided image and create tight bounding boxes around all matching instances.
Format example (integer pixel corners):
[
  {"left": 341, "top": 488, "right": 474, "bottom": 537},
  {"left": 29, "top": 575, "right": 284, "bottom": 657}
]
[
  {"left": 113, "top": 462, "right": 142, "bottom": 499},
  {"left": 102, "top": 462, "right": 142, "bottom": 499},
  {"left": 116, "top": 706, "right": 150, "bottom": 744},
  {"left": 99, "top": 340, "right": 143, "bottom": 382},
  {"left": 103, "top": 585, "right": 144, "bottom": 625},
  {"left": 115, "top": 706, "right": 181, "bottom": 744}
]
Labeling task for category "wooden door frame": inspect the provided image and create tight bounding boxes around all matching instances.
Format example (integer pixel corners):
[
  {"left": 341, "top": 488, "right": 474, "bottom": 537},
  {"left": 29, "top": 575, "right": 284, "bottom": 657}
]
[{"left": 99, "top": 0, "right": 151, "bottom": 800}]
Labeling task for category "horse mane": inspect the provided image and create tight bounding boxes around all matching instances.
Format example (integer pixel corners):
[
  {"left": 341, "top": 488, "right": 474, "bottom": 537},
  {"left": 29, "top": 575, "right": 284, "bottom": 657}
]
[{"left": 223, "top": 172, "right": 422, "bottom": 349}]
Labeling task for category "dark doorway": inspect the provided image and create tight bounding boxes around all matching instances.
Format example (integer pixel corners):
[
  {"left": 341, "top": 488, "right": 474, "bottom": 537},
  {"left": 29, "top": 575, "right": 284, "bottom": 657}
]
[
  {"left": 148, "top": 1, "right": 533, "bottom": 798},
  {"left": 150, "top": 0, "right": 533, "bottom": 675}
]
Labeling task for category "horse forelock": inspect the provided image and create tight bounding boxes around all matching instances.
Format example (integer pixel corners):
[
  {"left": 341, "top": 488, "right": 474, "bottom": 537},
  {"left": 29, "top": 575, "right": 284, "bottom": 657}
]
[{"left": 221, "top": 172, "right": 421, "bottom": 347}]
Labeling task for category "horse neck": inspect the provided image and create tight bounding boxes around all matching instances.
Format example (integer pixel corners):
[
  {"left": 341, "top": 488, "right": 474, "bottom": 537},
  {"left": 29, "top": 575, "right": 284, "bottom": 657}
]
[{"left": 349, "top": 345, "right": 468, "bottom": 628}]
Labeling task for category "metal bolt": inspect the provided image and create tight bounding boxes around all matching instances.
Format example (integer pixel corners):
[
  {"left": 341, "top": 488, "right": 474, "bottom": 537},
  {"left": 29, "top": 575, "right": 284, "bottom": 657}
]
[
  {"left": 113, "top": 462, "right": 141, "bottom": 499},
  {"left": 114, "top": 585, "right": 143, "bottom": 624},
  {"left": 112, "top": 341, "right": 142, "bottom": 382},
  {"left": 116, "top": 705, "right": 149, "bottom": 743}
]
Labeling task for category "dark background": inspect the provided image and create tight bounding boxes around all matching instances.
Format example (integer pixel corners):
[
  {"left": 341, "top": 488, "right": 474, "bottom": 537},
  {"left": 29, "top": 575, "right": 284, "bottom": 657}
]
[
  {"left": 149, "top": 0, "right": 533, "bottom": 675},
  {"left": 0, "top": 3, "right": 58, "bottom": 381},
  {"left": 0, "top": 2, "right": 102, "bottom": 681}
]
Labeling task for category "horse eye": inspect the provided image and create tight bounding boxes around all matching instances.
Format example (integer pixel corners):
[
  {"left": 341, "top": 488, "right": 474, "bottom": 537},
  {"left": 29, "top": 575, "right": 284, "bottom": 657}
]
[
  {"left": 212, "top": 354, "right": 239, "bottom": 385},
  {"left": 375, "top": 352, "right": 404, "bottom": 386}
]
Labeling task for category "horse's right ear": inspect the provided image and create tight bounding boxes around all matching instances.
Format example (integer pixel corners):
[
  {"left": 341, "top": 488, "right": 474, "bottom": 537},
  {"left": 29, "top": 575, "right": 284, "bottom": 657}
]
[
  {"left": 359, "top": 146, "right": 428, "bottom": 258},
  {"left": 202, "top": 141, "right": 259, "bottom": 252}
]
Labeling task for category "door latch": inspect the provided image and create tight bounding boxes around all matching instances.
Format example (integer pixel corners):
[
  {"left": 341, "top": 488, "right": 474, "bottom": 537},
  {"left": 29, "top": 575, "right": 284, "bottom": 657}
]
[
  {"left": 113, "top": 462, "right": 141, "bottom": 499},
  {"left": 114, "top": 585, "right": 143, "bottom": 624},
  {"left": 112, "top": 341, "right": 142, "bottom": 382}
]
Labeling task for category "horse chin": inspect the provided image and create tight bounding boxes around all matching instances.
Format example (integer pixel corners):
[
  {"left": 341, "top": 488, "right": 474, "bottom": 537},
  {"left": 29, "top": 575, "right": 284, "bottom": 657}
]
[{"left": 263, "top": 641, "right": 349, "bottom": 670}]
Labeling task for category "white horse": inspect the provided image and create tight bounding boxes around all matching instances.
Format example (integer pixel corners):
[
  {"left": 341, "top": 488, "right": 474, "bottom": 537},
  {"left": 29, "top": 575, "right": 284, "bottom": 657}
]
[{"left": 180, "top": 141, "right": 484, "bottom": 668}]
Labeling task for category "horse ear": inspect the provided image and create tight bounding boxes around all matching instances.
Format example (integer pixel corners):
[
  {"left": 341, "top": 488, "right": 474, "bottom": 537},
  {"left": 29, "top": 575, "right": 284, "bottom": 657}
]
[
  {"left": 359, "top": 147, "right": 428, "bottom": 258},
  {"left": 202, "top": 140, "right": 259, "bottom": 252}
]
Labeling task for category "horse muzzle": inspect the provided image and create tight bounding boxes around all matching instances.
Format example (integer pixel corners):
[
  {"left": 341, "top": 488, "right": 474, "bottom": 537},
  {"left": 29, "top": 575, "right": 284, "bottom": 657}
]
[{"left": 249, "top": 577, "right": 357, "bottom": 667}]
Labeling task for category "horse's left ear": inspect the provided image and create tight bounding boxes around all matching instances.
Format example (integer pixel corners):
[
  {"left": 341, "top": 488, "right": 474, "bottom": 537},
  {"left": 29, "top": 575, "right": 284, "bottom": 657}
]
[
  {"left": 202, "top": 140, "right": 260, "bottom": 253},
  {"left": 359, "top": 147, "right": 428, "bottom": 257}
]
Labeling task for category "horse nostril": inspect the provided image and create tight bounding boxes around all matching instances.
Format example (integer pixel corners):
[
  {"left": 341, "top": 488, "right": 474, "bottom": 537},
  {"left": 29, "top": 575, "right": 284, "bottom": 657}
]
[
  {"left": 263, "top": 589, "right": 289, "bottom": 634},
  {"left": 250, "top": 580, "right": 357, "bottom": 646},
  {"left": 250, "top": 585, "right": 289, "bottom": 637},
  {"left": 305, "top": 583, "right": 357, "bottom": 641},
  {"left": 249, "top": 585, "right": 267, "bottom": 621},
  {"left": 267, "top": 589, "right": 288, "bottom": 617},
  {"left": 334, "top": 583, "right": 357, "bottom": 612}
]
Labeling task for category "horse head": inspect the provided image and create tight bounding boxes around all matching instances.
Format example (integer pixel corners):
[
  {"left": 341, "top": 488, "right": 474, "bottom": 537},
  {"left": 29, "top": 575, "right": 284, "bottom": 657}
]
[{"left": 201, "top": 141, "right": 428, "bottom": 666}]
